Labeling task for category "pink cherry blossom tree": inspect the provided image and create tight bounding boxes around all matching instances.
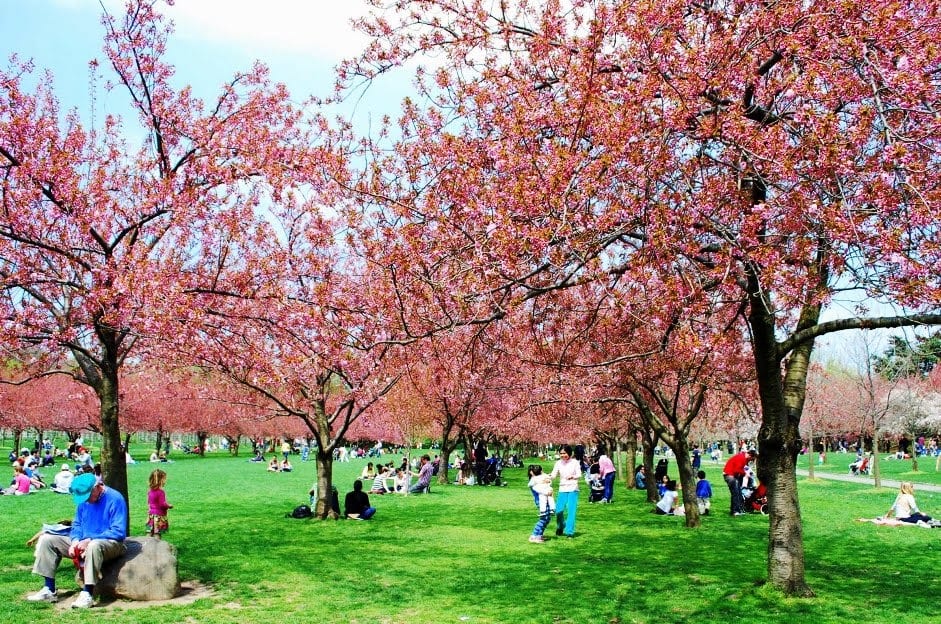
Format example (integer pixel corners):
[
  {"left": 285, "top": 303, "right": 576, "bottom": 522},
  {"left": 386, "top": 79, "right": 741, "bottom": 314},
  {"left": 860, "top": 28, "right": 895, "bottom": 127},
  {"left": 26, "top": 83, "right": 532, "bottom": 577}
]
[
  {"left": 342, "top": 0, "right": 941, "bottom": 595},
  {"left": 0, "top": 0, "right": 306, "bottom": 503}
]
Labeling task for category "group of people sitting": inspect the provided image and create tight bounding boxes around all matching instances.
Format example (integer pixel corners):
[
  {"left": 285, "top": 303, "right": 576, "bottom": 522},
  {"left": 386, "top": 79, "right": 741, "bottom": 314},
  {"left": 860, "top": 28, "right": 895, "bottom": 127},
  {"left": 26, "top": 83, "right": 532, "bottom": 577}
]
[
  {"left": 5, "top": 460, "right": 99, "bottom": 496},
  {"left": 267, "top": 457, "right": 293, "bottom": 472},
  {"left": 360, "top": 455, "right": 434, "bottom": 495},
  {"left": 148, "top": 450, "right": 171, "bottom": 463},
  {"left": 6, "top": 449, "right": 49, "bottom": 492},
  {"left": 5, "top": 463, "right": 46, "bottom": 495}
]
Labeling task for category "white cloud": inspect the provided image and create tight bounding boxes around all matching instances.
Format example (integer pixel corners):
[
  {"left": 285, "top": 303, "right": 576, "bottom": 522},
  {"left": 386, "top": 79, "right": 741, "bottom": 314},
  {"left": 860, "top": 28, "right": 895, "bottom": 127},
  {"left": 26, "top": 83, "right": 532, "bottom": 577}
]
[
  {"left": 165, "top": 0, "right": 372, "bottom": 61},
  {"left": 53, "top": 0, "right": 372, "bottom": 61}
]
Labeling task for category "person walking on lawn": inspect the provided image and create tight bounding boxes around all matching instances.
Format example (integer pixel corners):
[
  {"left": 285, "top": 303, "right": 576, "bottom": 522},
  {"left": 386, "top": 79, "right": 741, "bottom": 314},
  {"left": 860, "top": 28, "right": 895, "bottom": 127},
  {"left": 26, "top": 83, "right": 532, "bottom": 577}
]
[{"left": 550, "top": 445, "right": 582, "bottom": 538}]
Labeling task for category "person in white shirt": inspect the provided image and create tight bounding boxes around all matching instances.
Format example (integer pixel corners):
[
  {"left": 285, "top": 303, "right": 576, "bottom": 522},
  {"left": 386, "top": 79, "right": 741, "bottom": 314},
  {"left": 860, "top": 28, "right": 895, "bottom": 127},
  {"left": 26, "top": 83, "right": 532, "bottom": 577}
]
[
  {"left": 527, "top": 466, "right": 555, "bottom": 543},
  {"left": 885, "top": 482, "right": 933, "bottom": 525},
  {"left": 655, "top": 480, "right": 680, "bottom": 515},
  {"left": 51, "top": 464, "right": 74, "bottom": 494},
  {"left": 549, "top": 445, "right": 581, "bottom": 538}
]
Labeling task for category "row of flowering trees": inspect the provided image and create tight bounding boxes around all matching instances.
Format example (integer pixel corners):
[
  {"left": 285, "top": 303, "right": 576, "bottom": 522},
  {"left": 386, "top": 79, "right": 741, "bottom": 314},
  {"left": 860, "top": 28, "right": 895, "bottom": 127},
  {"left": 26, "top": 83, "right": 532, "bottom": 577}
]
[
  {"left": 336, "top": 0, "right": 941, "bottom": 595},
  {"left": 2, "top": 0, "right": 940, "bottom": 597}
]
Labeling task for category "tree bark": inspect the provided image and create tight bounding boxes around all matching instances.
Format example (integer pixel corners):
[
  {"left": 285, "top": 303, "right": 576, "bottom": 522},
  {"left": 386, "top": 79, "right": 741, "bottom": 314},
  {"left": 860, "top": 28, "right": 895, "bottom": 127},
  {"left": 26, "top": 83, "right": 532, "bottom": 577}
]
[
  {"left": 225, "top": 435, "right": 241, "bottom": 456},
  {"left": 640, "top": 431, "right": 658, "bottom": 502},
  {"left": 97, "top": 365, "right": 130, "bottom": 533},
  {"left": 308, "top": 398, "right": 339, "bottom": 519},
  {"left": 312, "top": 447, "right": 338, "bottom": 519},
  {"left": 670, "top": 435, "right": 701, "bottom": 528},
  {"left": 749, "top": 273, "right": 814, "bottom": 597},
  {"left": 436, "top": 408, "right": 459, "bottom": 485}
]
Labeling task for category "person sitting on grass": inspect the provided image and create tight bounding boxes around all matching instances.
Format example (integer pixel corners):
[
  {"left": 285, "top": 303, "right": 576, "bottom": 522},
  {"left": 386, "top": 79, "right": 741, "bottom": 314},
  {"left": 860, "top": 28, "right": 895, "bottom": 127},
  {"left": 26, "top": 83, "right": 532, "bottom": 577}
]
[
  {"left": 370, "top": 466, "right": 390, "bottom": 494},
  {"left": 654, "top": 479, "right": 681, "bottom": 516},
  {"left": 267, "top": 457, "right": 280, "bottom": 472},
  {"left": 393, "top": 468, "right": 411, "bottom": 493},
  {"left": 634, "top": 465, "right": 646, "bottom": 490},
  {"left": 6, "top": 464, "right": 35, "bottom": 495},
  {"left": 51, "top": 464, "right": 74, "bottom": 494},
  {"left": 344, "top": 479, "right": 376, "bottom": 520},
  {"left": 657, "top": 474, "right": 669, "bottom": 497},
  {"left": 885, "top": 482, "right": 934, "bottom": 526},
  {"left": 408, "top": 454, "right": 433, "bottom": 494}
]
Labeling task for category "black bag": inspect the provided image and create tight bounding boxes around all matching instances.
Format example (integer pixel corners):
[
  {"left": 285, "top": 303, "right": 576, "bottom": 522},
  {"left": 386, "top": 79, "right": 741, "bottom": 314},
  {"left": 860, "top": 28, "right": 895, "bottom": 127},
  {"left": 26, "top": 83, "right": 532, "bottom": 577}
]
[{"left": 288, "top": 504, "right": 312, "bottom": 519}]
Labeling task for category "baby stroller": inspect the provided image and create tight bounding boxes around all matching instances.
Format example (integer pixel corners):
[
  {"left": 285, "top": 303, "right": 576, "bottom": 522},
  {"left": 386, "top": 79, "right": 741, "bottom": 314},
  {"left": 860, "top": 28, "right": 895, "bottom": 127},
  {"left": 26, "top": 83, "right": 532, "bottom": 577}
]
[
  {"left": 850, "top": 455, "right": 871, "bottom": 476},
  {"left": 587, "top": 468, "right": 605, "bottom": 503},
  {"left": 480, "top": 456, "right": 505, "bottom": 486},
  {"left": 742, "top": 482, "right": 768, "bottom": 515}
]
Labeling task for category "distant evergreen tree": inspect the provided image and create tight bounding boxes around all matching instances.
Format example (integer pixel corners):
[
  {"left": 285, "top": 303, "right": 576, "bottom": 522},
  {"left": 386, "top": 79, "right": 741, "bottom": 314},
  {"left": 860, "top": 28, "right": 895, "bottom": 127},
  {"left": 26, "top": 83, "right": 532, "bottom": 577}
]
[{"left": 872, "top": 332, "right": 941, "bottom": 380}]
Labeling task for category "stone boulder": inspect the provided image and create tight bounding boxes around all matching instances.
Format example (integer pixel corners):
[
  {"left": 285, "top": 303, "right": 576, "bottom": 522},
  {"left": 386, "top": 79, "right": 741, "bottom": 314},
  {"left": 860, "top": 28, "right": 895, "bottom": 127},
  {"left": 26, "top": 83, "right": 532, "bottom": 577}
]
[{"left": 92, "top": 537, "right": 181, "bottom": 601}]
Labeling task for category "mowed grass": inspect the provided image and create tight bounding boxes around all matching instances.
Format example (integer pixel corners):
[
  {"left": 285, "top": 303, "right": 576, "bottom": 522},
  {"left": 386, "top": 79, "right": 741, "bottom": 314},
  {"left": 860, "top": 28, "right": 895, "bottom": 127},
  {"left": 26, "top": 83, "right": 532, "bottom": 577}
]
[
  {"left": 797, "top": 448, "right": 941, "bottom": 485},
  {"left": 2, "top": 449, "right": 940, "bottom": 624}
]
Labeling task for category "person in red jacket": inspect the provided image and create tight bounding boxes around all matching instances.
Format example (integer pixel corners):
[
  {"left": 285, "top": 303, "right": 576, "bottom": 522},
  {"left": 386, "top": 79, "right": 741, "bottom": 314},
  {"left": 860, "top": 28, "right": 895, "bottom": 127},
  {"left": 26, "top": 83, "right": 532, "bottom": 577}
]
[{"left": 723, "top": 449, "right": 757, "bottom": 516}]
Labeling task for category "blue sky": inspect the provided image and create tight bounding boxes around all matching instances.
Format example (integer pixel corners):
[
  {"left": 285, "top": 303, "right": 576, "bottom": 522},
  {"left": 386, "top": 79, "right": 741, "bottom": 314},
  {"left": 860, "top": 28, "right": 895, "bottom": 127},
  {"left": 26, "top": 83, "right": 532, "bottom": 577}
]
[{"left": 0, "top": 0, "right": 405, "bottom": 124}]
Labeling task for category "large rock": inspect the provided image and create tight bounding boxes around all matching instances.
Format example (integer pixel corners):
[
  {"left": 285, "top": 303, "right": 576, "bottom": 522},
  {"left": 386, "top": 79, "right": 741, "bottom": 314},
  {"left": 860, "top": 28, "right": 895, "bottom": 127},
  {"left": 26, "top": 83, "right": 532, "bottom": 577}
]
[{"left": 93, "top": 537, "right": 181, "bottom": 601}]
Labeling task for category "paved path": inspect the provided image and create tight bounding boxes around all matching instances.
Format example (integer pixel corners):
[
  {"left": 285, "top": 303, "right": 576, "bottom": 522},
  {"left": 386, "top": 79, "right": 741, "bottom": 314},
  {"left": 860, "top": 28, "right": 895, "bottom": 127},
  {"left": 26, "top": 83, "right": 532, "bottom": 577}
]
[{"left": 796, "top": 468, "right": 941, "bottom": 493}]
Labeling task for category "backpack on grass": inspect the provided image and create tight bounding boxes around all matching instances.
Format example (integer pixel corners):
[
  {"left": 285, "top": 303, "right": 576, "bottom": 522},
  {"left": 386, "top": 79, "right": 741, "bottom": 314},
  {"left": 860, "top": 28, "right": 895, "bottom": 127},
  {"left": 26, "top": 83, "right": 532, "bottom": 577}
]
[{"left": 287, "top": 504, "right": 312, "bottom": 519}]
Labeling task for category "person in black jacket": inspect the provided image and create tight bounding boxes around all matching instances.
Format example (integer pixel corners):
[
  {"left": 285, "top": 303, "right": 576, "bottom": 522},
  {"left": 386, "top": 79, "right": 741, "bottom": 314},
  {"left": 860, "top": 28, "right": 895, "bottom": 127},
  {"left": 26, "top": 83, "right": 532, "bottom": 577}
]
[{"left": 344, "top": 480, "right": 375, "bottom": 520}]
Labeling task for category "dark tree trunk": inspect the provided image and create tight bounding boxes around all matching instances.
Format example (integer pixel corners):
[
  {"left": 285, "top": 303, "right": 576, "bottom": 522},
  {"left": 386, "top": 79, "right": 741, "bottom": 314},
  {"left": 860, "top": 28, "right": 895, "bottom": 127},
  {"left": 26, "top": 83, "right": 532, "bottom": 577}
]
[
  {"left": 671, "top": 436, "right": 701, "bottom": 528},
  {"left": 624, "top": 432, "right": 638, "bottom": 488},
  {"left": 312, "top": 447, "right": 338, "bottom": 519},
  {"left": 226, "top": 435, "right": 241, "bottom": 456},
  {"left": 196, "top": 431, "right": 208, "bottom": 456},
  {"left": 98, "top": 367, "right": 130, "bottom": 533},
  {"left": 436, "top": 407, "right": 459, "bottom": 485},
  {"left": 640, "top": 431, "right": 658, "bottom": 502},
  {"left": 309, "top": 399, "right": 339, "bottom": 520},
  {"left": 749, "top": 273, "right": 815, "bottom": 597}
]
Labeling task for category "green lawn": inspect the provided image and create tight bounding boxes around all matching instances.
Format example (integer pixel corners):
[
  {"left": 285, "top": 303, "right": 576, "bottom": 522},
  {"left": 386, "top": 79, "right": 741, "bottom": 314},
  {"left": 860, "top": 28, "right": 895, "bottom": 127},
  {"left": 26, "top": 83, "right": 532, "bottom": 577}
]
[
  {"left": 797, "top": 448, "right": 941, "bottom": 485},
  {"left": 3, "top": 448, "right": 940, "bottom": 624}
]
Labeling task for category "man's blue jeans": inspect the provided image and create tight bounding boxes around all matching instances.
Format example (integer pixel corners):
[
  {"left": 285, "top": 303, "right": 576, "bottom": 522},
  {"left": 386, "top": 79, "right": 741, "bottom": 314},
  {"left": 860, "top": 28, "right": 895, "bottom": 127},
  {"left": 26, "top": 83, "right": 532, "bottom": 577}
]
[{"left": 724, "top": 474, "right": 742, "bottom": 514}]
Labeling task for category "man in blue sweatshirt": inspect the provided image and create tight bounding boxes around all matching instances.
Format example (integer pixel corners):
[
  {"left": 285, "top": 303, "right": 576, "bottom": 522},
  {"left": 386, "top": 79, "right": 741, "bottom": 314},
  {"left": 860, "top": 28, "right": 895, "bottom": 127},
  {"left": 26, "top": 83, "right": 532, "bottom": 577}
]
[{"left": 26, "top": 472, "right": 127, "bottom": 609}]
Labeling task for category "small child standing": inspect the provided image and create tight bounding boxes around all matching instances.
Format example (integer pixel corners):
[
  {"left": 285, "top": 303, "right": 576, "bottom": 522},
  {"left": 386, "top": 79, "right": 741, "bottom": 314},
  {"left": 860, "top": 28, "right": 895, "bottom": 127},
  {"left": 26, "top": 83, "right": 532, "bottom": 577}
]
[
  {"left": 146, "top": 469, "right": 173, "bottom": 538},
  {"left": 695, "top": 470, "right": 712, "bottom": 515},
  {"left": 527, "top": 465, "right": 555, "bottom": 543}
]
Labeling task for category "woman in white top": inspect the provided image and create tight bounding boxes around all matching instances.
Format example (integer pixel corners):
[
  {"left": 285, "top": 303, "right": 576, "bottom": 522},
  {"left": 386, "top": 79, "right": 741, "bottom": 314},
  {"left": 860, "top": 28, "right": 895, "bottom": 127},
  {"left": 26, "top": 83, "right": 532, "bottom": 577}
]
[
  {"left": 549, "top": 445, "right": 581, "bottom": 538},
  {"left": 655, "top": 480, "right": 680, "bottom": 515},
  {"left": 885, "top": 482, "right": 933, "bottom": 525}
]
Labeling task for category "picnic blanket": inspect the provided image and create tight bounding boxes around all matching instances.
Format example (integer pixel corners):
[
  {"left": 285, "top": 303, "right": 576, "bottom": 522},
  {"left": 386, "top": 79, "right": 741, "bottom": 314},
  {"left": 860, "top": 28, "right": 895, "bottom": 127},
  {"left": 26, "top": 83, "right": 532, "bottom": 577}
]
[{"left": 857, "top": 517, "right": 937, "bottom": 527}]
